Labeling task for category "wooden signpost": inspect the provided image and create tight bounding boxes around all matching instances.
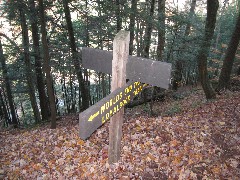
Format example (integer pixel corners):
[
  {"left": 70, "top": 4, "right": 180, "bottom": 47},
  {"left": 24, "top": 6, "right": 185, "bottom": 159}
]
[
  {"left": 79, "top": 30, "right": 172, "bottom": 163},
  {"left": 82, "top": 48, "right": 171, "bottom": 89}
]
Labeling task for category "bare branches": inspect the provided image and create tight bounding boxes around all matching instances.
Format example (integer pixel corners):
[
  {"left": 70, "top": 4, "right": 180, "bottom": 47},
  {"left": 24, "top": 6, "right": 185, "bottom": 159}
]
[{"left": 0, "top": 32, "right": 21, "bottom": 52}]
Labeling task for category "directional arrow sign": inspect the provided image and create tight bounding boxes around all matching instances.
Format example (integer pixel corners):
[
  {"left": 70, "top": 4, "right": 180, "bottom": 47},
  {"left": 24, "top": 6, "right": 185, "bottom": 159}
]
[
  {"left": 79, "top": 81, "right": 147, "bottom": 140},
  {"left": 80, "top": 46, "right": 172, "bottom": 140},
  {"left": 82, "top": 47, "right": 172, "bottom": 89}
]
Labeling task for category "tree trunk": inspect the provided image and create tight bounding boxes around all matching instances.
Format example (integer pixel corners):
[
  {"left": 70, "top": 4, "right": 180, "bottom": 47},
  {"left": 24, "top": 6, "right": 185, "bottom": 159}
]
[
  {"left": 101, "top": 73, "right": 106, "bottom": 98},
  {"left": 0, "top": 40, "right": 19, "bottom": 127},
  {"left": 84, "top": 0, "right": 91, "bottom": 110},
  {"left": 172, "top": 60, "right": 183, "bottom": 90},
  {"left": 129, "top": 0, "right": 138, "bottom": 55},
  {"left": 116, "top": 0, "right": 122, "bottom": 31},
  {"left": 29, "top": 0, "right": 49, "bottom": 121},
  {"left": 39, "top": 0, "right": 57, "bottom": 129},
  {"left": 19, "top": 6, "right": 41, "bottom": 123},
  {"left": 185, "top": 0, "right": 197, "bottom": 36},
  {"left": 142, "top": 0, "right": 155, "bottom": 58},
  {"left": 197, "top": 0, "right": 218, "bottom": 99},
  {"left": 157, "top": 0, "right": 165, "bottom": 61},
  {"left": 63, "top": 0, "right": 89, "bottom": 111},
  {"left": 0, "top": 88, "right": 11, "bottom": 127},
  {"left": 216, "top": 10, "right": 240, "bottom": 91},
  {"left": 172, "top": 0, "right": 196, "bottom": 90},
  {"left": 214, "top": 0, "right": 228, "bottom": 49},
  {"left": 136, "top": 19, "right": 142, "bottom": 56}
]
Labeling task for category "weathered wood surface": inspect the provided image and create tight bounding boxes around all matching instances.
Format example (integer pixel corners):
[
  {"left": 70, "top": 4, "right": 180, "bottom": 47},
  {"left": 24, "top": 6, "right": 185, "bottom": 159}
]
[
  {"left": 108, "top": 31, "right": 129, "bottom": 163},
  {"left": 80, "top": 30, "right": 173, "bottom": 164},
  {"left": 82, "top": 47, "right": 172, "bottom": 89},
  {"left": 82, "top": 47, "right": 112, "bottom": 74},
  {"left": 79, "top": 81, "right": 147, "bottom": 140}
]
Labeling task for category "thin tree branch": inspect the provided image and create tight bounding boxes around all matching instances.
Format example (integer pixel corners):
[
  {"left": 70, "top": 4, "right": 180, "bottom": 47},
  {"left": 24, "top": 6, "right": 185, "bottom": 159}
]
[{"left": 0, "top": 32, "right": 21, "bottom": 52}]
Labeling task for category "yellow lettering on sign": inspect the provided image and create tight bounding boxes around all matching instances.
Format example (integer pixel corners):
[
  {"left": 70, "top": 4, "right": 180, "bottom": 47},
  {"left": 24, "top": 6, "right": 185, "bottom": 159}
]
[
  {"left": 133, "top": 89, "right": 138, "bottom": 96},
  {"left": 100, "top": 104, "right": 105, "bottom": 114},
  {"left": 113, "top": 106, "right": 117, "bottom": 114},
  {"left": 124, "top": 87, "right": 129, "bottom": 94},
  {"left": 92, "top": 83, "right": 148, "bottom": 123},
  {"left": 127, "top": 95, "right": 130, "bottom": 101},
  {"left": 129, "top": 85, "right": 133, "bottom": 91},
  {"left": 133, "top": 83, "right": 147, "bottom": 96},
  {"left": 109, "top": 99, "right": 113, "bottom": 106},
  {"left": 134, "top": 82, "right": 140, "bottom": 87},
  {"left": 106, "top": 113, "right": 110, "bottom": 120},
  {"left": 124, "top": 84, "right": 132, "bottom": 94},
  {"left": 119, "top": 92, "right": 123, "bottom": 99},
  {"left": 109, "top": 109, "right": 113, "bottom": 117},
  {"left": 115, "top": 94, "right": 120, "bottom": 102},
  {"left": 106, "top": 101, "right": 110, "bottom": 109},
  {"left": 102, "top": 116, "right": 105, "bottom": 124},
  {"left": 120, "top": 101, "right": 124, "bottom": 108}
]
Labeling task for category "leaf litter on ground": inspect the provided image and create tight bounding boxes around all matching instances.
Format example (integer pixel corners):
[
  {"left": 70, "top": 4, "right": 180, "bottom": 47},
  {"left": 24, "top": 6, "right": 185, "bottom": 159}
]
[{"left": 0, "top": 87, "right": 239, "bottom": 179}]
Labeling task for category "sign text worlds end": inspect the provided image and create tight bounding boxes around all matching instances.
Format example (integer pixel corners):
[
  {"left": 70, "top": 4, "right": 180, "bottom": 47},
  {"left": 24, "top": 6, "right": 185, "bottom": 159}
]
[{"left": 79, "top": 82, "right": 147, "bottom": 140}]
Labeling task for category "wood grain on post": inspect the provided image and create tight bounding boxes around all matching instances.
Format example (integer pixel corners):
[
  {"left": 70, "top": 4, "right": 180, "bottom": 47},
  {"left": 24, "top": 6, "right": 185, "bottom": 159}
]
[{"left": 108, "top": 30, "right": 130, "bottom": 164}]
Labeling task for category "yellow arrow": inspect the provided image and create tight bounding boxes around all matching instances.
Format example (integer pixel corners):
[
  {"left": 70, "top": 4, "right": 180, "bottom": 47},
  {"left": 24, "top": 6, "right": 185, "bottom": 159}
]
[{"left": 88, "top": 111, "right": 100, "bottom": 122}]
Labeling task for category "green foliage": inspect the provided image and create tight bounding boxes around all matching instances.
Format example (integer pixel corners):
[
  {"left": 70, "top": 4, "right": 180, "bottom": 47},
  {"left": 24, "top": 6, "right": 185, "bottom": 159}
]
[{"left": 0, "top": 0, "right": 239, "bottom": 126}]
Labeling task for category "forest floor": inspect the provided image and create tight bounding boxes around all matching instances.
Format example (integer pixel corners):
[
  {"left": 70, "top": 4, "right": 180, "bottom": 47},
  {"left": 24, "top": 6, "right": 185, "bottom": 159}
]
[{"left": 1, "top": 79, "right": 240, "bottom": 179}]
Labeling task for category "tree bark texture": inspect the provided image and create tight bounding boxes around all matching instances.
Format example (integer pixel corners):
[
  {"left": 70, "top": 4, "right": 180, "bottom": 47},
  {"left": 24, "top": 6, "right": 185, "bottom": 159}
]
[
  {"left": 157, "top": 0, "right": 165, "bottom": 60},
  {"left": 129, "top": 0, "right": 138, "bottom": 55},
  {"left": 29, "top": 0, "right": 49, "bottom": 121},
  {"left": 197, "top": 0, "right": 218, "bottom": 99},
  {"left": 216, "top": 10, "right": 240, "bottom": 91},
  {"left": 142, "top": 0, "right": 155, "bottom": 58},
  {"left": 116, "top": 0, "right": 122, "bottom": 32},
  {"left": 19, "top": 6, "right": 41, "bottom": 123},
  {"left": 0, "top": 40, "right": 19, "bottom": 127},
  {"left": 0, "top": 88, "right": 11, "bottom": 126},
  {"left": 185, "top": 0, "right": 197, "bottom": 36},
  {"left": 39, "top": 0, "right": 57, "bottom": 128},
  {"left": 172, "top": 0, "right": 196, "bottom": 90},
  {"left": 63, "top": 0, "right": 89, "bottom": 111}
]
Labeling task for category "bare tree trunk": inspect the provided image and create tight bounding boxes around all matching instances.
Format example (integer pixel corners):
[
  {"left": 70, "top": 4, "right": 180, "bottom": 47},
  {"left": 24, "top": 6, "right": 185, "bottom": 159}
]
[
  {"left": 116, "top": 0, "right": 122, "bottom": 31},
  {"left": 197, "top": 0, "right": 218, "bottom": 99},
  {"left": 216, "top": 10, "right": 240, "bottom": 91},
  {"left": 19, "top": 6, "right": 41, "bottom": 123},
  {"left": 157, "top": 0, "right": 165, "bottom": 61},
  {"left": 29, "top": 0, "right": 49, "bottom": 121},
  {"left": 172, "top": 0, "right": 196, "bottom": 90},
  {"left": 136, "top": 19, "right": 143, "bottom": 57},
  {"left": 84, "top": 0, "right": 91, "bottom": 110},
  {"left": 0, "top": 40, "right": 19, "bottom": 127},
  {"left": 63, "top": 0, "right": 89, "bottom": 111},
  {"left": 101, "top": 73, "right": 106, "bottom": 98},
  {"left": 39, "top": 0, "right": 57, "bottom": 129},
  {"left": 129, "top": 0, "right": 138, "bottom": 55},
  {"left": 142, "top": 0, "right": 155, "bottom": 58},
  {"left": 185, "top": 0, "right": 197, "bottom": 36},
  {"left": 214, "top": 0, "right": 228, "bottom": 49},
  {"left": 0, "top": 88, "right": 11, "bottom": 127}
]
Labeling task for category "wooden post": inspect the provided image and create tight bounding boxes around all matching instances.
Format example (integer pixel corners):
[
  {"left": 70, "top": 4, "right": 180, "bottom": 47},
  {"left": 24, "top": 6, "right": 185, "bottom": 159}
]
[{"left": 108, "top": 30, "right": 130, "bottom": 164}]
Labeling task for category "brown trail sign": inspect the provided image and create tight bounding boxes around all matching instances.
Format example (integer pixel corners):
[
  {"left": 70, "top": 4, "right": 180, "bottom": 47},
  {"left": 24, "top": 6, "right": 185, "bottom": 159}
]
[
  {"left": 79, "top": 30, "right": 172, "bottom": 163},
  {"left": 79, "top": 81, "right": 147, "bottom": 140},
  {"left": 82, "top": 47, "right": 171, "bottom": 89}
]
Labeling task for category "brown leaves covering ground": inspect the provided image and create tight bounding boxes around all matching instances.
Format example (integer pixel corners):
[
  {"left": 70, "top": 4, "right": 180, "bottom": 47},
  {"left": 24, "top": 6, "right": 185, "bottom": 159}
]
[{"left": 0, "top": 89, "right": 240, "bottom": 179}]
